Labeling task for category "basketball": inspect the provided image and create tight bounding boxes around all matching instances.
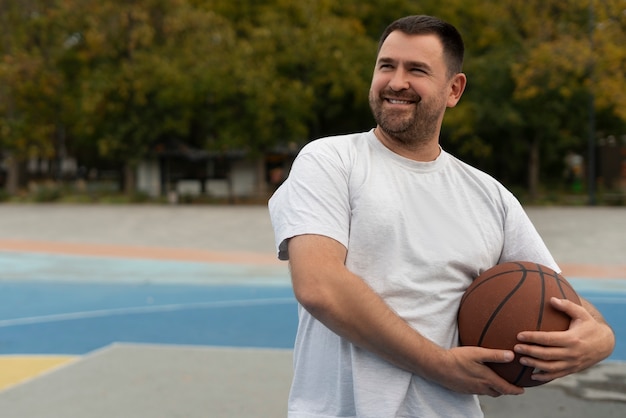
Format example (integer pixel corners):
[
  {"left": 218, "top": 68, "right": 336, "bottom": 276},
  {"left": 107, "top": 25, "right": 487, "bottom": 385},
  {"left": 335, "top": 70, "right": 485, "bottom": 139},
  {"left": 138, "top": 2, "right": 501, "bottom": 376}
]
[{"left": 457, "top": 261, "right": 581, "bottom": 387}]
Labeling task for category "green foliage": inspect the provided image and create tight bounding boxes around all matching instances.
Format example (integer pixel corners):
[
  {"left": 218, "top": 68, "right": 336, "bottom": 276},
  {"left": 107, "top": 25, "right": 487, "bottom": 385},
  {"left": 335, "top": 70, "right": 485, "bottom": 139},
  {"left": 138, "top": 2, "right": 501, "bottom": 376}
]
[
  {"left": 0, "top": 0, "right": 625, "bottom": 196},
  {"left": 440, "top": 0, "right": 626, "bottom": 193},
  {"left": 0, "top": 0, "right": 67, "bottom": 160},
  {"left": 33, "top": 183, "right": 63, "bottom": 202}
]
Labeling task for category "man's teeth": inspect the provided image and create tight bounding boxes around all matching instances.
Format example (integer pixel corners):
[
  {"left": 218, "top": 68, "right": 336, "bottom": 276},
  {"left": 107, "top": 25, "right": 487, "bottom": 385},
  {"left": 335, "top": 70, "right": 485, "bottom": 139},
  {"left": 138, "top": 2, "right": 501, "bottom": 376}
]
[{"left": 388, "top": 99, "right": 412, "bottom": 104}]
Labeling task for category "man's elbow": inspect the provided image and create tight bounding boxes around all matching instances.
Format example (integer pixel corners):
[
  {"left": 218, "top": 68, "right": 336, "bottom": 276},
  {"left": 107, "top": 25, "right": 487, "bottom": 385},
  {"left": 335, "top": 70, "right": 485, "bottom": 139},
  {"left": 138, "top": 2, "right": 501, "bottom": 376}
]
[{"left": 292, "top": 275, "right": 334, "bottom": 317}]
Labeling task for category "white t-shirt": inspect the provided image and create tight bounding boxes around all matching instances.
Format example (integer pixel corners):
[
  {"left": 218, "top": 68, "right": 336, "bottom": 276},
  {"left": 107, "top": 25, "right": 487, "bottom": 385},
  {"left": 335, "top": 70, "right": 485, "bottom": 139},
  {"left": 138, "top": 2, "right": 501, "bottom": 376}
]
[{"left": 269, "top": 130, "right": 558, "bottom": 418}]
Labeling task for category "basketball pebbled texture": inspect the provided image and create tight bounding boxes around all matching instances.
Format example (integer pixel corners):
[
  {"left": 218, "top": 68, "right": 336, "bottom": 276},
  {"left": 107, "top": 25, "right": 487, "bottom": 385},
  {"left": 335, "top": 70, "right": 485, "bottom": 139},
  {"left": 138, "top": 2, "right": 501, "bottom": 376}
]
[{"left": 457, "top": 261, "right": 581, "bottom": 387}]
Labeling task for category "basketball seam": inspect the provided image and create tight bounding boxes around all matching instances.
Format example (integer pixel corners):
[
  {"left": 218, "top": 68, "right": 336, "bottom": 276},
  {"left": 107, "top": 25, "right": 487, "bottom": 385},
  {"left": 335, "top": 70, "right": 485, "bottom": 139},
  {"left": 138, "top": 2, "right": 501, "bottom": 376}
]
[
  {"left": 512, "top": 263, "right": 547, "bottom": 386},
  {"left": 476, "top": 267, "right": 527, "bottom": 347},
  {"left": 458, "top": 270, "right": 521, "bottom": 346},
  {"left": 536, "top": 263, "right": 546, "bottom": 330},
  {"left": 461, "top": 269, "right": 523, "bottom": 303}
]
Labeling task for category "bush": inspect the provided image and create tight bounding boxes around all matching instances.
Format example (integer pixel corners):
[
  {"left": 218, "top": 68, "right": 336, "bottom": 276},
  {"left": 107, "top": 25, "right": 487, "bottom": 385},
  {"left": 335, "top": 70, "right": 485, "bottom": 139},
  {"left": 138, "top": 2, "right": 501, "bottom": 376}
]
[{"left": 33, "top": 185, "right": 63, "bottom": 202}]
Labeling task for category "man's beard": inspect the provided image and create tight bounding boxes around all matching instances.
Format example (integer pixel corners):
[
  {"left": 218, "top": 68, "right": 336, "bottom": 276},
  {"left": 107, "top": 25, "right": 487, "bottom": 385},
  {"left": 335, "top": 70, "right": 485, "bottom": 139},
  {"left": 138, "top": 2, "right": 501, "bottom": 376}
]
[{"left": 369, "top": 89, "right": 444, "bottom": 148}]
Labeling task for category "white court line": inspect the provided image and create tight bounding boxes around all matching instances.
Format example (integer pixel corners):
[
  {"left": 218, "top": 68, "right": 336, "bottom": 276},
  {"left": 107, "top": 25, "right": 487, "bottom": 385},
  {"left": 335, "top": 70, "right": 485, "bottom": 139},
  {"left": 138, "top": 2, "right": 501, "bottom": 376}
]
[{"left": 0, "top": 298, "right": 296, "bottom": 328}]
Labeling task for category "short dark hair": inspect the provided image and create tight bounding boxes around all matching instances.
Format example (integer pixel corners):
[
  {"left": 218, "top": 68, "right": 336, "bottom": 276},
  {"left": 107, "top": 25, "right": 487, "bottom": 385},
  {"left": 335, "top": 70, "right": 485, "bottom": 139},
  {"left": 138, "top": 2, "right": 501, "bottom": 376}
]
[{"left": 377, "top": 15, "right": 465, "bottom": 76}]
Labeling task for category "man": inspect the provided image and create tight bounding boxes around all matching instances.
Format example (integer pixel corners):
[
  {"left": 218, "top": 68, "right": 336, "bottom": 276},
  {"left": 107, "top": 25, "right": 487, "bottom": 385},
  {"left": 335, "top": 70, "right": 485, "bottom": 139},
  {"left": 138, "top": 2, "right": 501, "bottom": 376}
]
[{"left": 269, "top": 15, "right": 614, "bottom": 418}]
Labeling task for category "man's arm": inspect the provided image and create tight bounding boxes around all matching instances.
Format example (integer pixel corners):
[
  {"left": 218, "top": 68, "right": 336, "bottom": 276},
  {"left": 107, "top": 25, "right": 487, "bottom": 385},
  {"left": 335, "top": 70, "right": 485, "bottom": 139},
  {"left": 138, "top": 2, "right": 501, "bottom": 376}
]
[
  {"left": 514, "top": 297, "right": 615, "bottom": 383},
  {"left": 288, "top": 233, "right": 524, "bottom": 397}
]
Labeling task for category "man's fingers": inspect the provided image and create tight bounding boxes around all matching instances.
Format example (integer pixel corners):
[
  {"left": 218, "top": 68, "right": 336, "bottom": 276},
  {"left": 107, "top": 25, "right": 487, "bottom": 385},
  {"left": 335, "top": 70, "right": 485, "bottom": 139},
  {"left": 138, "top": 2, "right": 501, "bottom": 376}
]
[
  {"left": 484, "top": 349, "right": 515, "bottom": 364},
  {"left": 550, "top": 297, "right": 587, "bottom": 319}
]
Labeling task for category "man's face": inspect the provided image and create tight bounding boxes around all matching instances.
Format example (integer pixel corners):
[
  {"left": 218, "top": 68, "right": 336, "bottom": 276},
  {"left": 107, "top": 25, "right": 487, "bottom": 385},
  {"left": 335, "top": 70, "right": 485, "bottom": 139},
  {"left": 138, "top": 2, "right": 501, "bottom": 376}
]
[{"left": 369, "top": 31, "right": 462, "bottom": 147}]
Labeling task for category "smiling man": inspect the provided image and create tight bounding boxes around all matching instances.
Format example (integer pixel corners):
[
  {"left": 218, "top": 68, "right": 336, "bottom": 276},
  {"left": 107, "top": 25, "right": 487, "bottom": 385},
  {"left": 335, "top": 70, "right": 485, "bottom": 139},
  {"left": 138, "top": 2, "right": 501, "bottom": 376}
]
[
  {"left": 269, "top": 15, "right": 614, "bottom": 418},
  {"left": 369, "top": 30, "right": 465, "bottom": 159}
]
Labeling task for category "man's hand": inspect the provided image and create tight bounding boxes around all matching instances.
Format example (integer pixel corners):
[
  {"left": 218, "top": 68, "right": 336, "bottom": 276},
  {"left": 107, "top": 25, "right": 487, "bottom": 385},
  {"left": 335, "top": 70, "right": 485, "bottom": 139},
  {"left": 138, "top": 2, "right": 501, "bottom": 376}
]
[
  {"left": 425, "top": 346, "right": 524, "bottom": 397},
  {"left": 514, "top": 297, "right": 615, "bottom": 383}
]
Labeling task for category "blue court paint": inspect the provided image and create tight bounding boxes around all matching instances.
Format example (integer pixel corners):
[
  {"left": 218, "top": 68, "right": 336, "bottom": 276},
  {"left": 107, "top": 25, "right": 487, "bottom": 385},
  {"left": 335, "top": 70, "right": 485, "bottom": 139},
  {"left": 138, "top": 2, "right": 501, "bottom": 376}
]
[
  {"left": 0, "top": 251, "right": 624, "bottom": 361},
  {"left": 0, "top": 280, "right": 293, "bottom": 319},
  {"left": 569, "top": 278, "right": 626, "bottom": 362},
  {"left": 0, "top": 251, "right": 296, "bottom": 355},
  {"left": 0, "top": 281, "right": 297, "bottom": 355}
]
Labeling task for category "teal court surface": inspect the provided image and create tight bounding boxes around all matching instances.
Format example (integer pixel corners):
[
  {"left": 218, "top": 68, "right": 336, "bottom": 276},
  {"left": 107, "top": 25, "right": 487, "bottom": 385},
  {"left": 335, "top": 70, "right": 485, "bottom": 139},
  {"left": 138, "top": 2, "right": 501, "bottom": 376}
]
[{"left": 0, "top": 239, "right": 625, "bottom": 417}]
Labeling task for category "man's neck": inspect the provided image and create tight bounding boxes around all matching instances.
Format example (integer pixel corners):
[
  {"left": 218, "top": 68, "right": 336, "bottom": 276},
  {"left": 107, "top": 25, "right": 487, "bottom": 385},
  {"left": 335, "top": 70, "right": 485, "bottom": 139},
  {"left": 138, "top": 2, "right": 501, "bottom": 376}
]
[{"left": 373, "top": 126, "right": 441, "bottom": 162}]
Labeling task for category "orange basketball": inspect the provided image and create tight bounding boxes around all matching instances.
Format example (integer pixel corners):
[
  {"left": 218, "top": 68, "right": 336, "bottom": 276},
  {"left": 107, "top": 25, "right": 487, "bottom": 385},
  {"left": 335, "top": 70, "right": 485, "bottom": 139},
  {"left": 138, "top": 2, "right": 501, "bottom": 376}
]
[{"left": 457, "top": 261, "right": 581, "bottom": 387}]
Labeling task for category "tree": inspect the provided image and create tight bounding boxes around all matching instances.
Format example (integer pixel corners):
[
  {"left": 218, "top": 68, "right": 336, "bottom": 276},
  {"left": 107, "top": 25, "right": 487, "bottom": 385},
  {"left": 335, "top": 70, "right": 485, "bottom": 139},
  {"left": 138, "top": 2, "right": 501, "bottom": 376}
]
[
  {"left": 247, "top": 1, "right": 375, "bottom": 142},
  {"left": 59, "top": 0, "right": 240, "bottom": 192},
  {"left": 429, "top": 0, "right": 626, "bottom": 199},
  {"left": 2, "top": 0, "right": 623, "bottom": 198},
  {"left": 0, "top": 0, "right": 72, "bottom": 191},
  {"left": 198, "top": 0, "right": 376, "bottom": 152},
  {"left": 507, "top": 0, "right": 626, "bottom": 197}
]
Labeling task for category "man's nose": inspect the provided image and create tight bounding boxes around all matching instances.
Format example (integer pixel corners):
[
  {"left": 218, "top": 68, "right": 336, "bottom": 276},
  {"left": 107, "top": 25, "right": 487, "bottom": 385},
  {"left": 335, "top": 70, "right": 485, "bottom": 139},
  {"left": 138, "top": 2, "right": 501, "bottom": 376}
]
[{"left": 388, "top": 69, "right": 410, "bottom": 90}]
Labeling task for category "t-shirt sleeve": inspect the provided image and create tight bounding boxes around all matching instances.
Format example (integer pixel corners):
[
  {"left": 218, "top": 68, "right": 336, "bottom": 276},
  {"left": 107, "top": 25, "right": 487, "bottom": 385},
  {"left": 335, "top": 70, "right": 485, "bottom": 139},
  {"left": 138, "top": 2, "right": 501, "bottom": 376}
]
[
  {"left": 499, "top": 191, "right": 560, "bottom": 273},
  {"left": 268, "top": 142, "right": 352, "bottom": 260}
]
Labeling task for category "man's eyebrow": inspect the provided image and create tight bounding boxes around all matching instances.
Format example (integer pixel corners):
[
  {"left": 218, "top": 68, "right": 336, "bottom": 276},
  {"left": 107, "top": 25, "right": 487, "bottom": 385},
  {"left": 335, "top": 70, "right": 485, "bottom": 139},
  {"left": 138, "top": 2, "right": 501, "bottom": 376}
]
[
  {"left": 376, "top": 57, "right": 396, "bottom": 65},
  {"left": 376, "top": 57, "right": 433, "bottom": 72},
  {"left": 404, "top": 60, "right": 432, "bottom": 71}
]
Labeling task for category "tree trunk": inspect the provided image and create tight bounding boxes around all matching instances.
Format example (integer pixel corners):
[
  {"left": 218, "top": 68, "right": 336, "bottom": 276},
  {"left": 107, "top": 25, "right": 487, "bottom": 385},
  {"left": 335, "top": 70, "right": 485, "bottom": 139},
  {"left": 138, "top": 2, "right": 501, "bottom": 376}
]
[
  {"left": 124, "top": 162, "right": 137, "bottom": 195},
  {"left": 255, "top": 156, "right": 267, "bottom": 199},
  {"left": 4, "top": 153, "right": 21, "bottom": 194},
  {"left": 528, "top": 136, "right": 540, "bottom": 201}
]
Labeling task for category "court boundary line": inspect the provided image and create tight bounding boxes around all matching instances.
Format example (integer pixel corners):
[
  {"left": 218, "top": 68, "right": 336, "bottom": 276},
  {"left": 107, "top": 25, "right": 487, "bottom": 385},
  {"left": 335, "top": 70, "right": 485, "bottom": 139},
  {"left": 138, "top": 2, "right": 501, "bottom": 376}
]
[
  {"left": 0, "top": 239, "right": 281, "bottom": 266},
  {"left": 2, "top": 238, "right": 626, "bottom": 279}
]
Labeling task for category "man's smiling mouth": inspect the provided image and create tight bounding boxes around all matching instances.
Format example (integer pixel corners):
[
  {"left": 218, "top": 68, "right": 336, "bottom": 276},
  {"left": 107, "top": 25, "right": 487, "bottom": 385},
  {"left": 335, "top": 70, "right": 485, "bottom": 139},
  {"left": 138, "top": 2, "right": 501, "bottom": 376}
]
[{"left": 387, "top": 98, "right": 414, "bottom": 104}]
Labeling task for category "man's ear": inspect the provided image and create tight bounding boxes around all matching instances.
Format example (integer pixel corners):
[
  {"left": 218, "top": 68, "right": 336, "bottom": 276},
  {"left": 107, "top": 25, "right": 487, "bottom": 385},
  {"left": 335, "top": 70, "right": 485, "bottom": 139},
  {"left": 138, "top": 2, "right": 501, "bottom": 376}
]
[{"left": 447, "top": 73, "right": 467, "bottom": 108}]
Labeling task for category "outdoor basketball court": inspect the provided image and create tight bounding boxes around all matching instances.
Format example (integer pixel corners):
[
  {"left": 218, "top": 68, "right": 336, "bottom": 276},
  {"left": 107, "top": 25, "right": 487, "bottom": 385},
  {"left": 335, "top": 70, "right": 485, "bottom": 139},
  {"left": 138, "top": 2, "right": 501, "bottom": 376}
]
[{"left": 0, "top": 205, "right": 624, "bottom": 417}]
